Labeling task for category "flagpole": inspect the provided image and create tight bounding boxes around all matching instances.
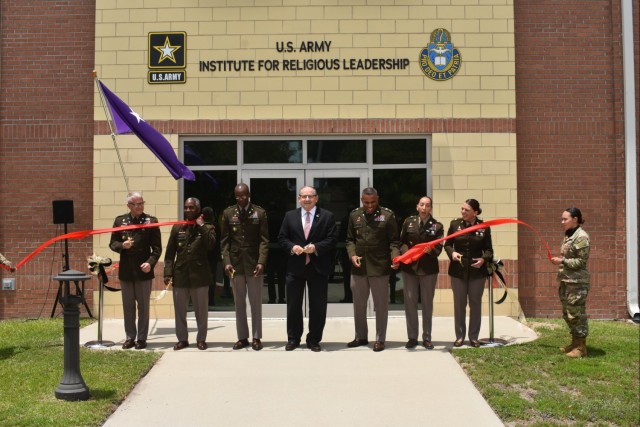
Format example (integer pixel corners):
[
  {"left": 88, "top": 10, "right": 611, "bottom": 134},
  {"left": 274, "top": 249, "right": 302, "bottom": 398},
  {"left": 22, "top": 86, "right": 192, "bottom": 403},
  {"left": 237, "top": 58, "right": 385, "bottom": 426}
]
[{"left": 93, "top": 70, "right": 130, "bottom": 193}]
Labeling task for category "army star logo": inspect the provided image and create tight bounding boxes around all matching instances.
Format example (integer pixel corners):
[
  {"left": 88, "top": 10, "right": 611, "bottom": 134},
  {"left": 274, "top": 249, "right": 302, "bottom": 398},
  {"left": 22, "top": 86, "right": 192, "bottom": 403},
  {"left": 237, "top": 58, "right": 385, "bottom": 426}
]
[
  {"left": 154, "top": 37, "right": 181, "bottom": 64},
  {"left": 148, "top": 32, "right": 186, "bottom": 69}
]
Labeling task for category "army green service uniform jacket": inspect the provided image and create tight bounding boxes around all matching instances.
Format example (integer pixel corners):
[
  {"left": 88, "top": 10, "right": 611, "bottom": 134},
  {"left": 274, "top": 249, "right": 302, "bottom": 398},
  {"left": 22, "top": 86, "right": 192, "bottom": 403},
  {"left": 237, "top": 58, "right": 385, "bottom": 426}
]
[
  {"left": 346, "top": 206, "right": 401, "bottom": 277},
  {"left": 220, "top": 203, "right": 269, "bottom": 275},
  {"left": 399, "top": 214, "right": 444, "bottom": 275},
  {"left": 109, "top": 213, "right": 162, "bottom": 282},
  {"left": 444, "top": 218, "right": 493, "bottom": 281},
  {"left": 164, "top": 223, "right": 216, "bottom": 288}
]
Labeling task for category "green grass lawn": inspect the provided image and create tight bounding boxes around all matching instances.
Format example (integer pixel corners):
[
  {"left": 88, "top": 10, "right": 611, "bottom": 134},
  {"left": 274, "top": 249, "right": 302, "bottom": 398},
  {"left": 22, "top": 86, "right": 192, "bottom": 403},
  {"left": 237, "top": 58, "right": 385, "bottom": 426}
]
[
  {"left": 1, "top": 317, "right": 638, "bottom": 426},
  {"left": 454, "top": 318, "right": 640, "bottom": 426},
  {"left": 0, "top": 318, "right": 160, "bottom": 427}
]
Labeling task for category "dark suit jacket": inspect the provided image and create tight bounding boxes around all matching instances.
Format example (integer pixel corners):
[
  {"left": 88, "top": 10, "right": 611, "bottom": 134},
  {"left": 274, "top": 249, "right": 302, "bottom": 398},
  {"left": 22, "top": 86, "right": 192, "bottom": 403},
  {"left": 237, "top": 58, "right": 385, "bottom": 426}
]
[
  {"left": 278, "top": 207, "right": 337, "bottom": 277},
  {"left": 164, "top": 223, "right": 216, "bottom": 288}
]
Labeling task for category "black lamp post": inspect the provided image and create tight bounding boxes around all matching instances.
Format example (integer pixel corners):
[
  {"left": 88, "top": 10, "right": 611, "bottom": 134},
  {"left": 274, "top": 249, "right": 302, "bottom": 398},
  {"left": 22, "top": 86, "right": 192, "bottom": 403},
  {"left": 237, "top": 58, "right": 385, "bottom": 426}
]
[{"left": 54, "top": 269, "right": 91, "bottom": 401}]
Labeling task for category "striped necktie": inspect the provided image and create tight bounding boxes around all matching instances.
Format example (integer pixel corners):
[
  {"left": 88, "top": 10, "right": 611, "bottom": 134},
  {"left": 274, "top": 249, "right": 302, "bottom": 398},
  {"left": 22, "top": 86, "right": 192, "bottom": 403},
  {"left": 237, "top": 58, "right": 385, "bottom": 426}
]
[{"left": 304, "top": 212, "right": 311, "bottom": 264}]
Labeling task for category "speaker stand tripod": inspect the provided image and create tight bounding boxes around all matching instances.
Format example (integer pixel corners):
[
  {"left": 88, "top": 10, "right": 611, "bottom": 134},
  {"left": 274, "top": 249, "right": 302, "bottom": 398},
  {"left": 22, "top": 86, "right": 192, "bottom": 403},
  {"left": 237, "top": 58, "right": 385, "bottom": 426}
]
[{"left": 50, "top": 222, "right": 93, "bottom": 318}]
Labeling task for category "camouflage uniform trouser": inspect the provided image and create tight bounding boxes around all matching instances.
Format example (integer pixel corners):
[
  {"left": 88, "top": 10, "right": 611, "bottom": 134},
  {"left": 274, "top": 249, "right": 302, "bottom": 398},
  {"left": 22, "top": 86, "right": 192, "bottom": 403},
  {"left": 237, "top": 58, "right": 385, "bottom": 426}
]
[{"left": 558, "top": 281, "right": 589, "bottom": 338}]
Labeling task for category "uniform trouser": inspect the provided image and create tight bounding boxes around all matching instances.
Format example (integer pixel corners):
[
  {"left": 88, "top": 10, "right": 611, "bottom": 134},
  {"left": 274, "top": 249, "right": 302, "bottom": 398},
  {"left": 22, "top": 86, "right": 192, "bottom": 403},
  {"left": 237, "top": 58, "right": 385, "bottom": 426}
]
[
  {"left": 559, "top": 281, "right": 589, "bottom": 338},
  {"left": 173, "top": 286, "right": 209, "bottom": 342},
  {"left": 120, "top": 279, "right": 152, "bottom": 341},
  {"left": 402, "top": 272, "right": 437, "bottom": 341},
  {"left": 351, "top": 274, "right": 389, "bottom": 342},
  {"left": 286, "top": 266, "right": 328, "bottom": 345},
  {"left": 451, "top": 276, "right": 486, "bottom": 341},
  {"left": 232, "top": 274, "right": 263, "bottom": 340}
]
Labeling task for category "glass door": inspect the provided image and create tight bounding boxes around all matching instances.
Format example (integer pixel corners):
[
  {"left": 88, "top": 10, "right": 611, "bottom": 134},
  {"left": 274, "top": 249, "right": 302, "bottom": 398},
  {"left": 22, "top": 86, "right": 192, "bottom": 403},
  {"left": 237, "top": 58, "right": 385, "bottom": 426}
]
[
  {"left": 242, "top": 170, "right": 304, "bottom": 318},
  {"left": 183, "top": 136, "right": 430, "bottom": 317},
  {"left": 242, "top": 169, "right": 368, "bottom": 317},
  {"left": 306, "top": 170, "right": 368, "bottom": 316}
]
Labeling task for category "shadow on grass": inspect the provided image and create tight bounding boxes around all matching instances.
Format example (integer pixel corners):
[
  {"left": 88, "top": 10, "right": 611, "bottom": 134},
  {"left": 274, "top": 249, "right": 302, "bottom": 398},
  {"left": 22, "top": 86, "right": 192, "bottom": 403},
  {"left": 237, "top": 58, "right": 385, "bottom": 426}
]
[
  {"left": 0, "top": 346, "right": 17, "bottom": 360},
  {"left": 584, "top": 346, "right": 606, "bottom": 357},
  {"left": 88, "top": 388, "right": 117, "bottom": 400}
]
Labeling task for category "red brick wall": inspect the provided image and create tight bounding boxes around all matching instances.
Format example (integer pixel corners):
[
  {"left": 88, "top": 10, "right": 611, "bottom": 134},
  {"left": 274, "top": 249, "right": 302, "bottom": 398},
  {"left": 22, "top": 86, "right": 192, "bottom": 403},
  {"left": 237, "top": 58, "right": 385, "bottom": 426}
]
[
  {"left": 0, "top": 1, "right": 95, "bottom": 318},
  {"left": 514, "top": 0, "right": 638, "bottom": 319},
  {"left": 94, "top": 118, "right": 515, "bottom": 136}
]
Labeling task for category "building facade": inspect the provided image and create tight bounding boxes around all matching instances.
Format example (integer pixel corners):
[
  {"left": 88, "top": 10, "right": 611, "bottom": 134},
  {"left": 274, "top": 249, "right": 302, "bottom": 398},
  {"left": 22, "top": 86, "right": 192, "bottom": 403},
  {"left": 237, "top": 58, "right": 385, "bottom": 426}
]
[{"left": 0, "top": 0, "right": 637, "bottom": 320}]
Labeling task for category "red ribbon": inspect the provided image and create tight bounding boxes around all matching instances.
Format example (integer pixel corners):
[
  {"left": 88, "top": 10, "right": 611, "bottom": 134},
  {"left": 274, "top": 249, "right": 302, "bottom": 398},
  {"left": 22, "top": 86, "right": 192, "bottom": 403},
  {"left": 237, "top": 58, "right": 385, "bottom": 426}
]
[
  {"left": 393, "top": 218, "right": 552, "bottom": 265},
  {"left": 8, "top": 220, "right": 195, "bottom": 270}
]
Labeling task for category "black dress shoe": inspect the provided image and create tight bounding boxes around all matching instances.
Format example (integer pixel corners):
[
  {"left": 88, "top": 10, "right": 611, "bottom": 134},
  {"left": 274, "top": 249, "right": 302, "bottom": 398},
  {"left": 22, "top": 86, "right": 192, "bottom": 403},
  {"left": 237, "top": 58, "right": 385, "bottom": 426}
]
[
  {"left": 233, "top": 339, "right": 249, "bottom": 350},
  {"left": 373, "top": 341, "right": 385, "bottom": 352},
  {"left": 122, "top": 339, "right": 135, "bottom": 349},
  {"left": 306, "top": 342, "right": 321, "bottom": 352},
  {"left": 173, "top": 341, "right": 189, "bottom": 351},
  {"left": 470, "top": 340, "right": 482, "bottom": 348},
  {"left": 134, "top": 340, "right": 147, "bottom": 350},
  {"left": 423, "top": 340, "right": 434, "bottom": 350},
  {"left": 285, "top": 341, "right": 299, "bottom": 351},
  {"left": 252, "top": 339, "right": 263, "bottom": 351},
  {"left": 347, "top": 339, "right": 369, "bottom": 348},
  {"left": 197, "top": 341, "right": 208, "bottom": 350},
  {"left": 405, "top": 338, "right": 418, "bottom": 349},
  {"left": 453, "top": 339, "right": 464, "bottom": 347}
]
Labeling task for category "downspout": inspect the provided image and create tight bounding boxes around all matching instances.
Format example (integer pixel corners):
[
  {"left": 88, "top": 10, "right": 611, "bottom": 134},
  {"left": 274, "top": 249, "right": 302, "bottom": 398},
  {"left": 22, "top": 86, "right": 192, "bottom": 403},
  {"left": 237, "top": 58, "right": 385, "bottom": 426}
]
[{"left": 621, "top": 0, "right": 639, "bottom": 321}]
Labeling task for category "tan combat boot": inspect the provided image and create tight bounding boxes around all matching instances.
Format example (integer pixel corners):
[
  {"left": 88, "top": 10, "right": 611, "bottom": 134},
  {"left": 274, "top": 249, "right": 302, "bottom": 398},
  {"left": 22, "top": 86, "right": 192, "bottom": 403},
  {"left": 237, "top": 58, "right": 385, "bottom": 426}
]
[
  {"left": 566, "top": 337, "right": 587, "bottom": 358},
  {"left": 560, "top": 336, "right": 578, "bottom": 353}
]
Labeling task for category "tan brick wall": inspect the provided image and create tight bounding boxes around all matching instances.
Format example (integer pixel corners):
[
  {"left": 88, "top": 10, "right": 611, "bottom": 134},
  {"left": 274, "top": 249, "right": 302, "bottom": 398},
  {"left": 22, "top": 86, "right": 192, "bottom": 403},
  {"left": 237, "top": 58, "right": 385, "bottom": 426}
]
[
  {"left": 95, "top": 0, "right": 514, "bottom": 121},
  {"left": 433, "top": 132, "right": 517, "bottom": 260},
  {"left": 93, "top": 0, "right": 518, "bottom": 309}
]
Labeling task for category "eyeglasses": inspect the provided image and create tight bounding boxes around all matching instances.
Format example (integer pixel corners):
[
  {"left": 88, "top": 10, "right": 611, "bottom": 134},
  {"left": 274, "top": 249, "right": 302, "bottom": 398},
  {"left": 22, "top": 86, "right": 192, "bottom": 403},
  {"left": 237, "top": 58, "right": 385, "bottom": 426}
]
[
  {"left": 299, "top": 195, "right": 317, "bottom": 199},
  {"left": 128, "top": 202, "right": 145, "bottom": 207}
]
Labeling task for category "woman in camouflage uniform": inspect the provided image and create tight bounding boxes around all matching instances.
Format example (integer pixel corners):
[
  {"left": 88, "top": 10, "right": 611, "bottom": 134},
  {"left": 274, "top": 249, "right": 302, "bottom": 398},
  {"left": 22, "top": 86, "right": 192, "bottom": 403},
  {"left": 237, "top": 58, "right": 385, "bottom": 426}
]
[{"left": 551, "top": 207, "right": 590, "bottom": 358}]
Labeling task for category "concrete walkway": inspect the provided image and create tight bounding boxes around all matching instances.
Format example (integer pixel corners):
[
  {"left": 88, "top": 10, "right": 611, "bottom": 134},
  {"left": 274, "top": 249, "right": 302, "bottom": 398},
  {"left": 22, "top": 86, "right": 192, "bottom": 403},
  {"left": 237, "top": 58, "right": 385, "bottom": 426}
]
[{"left": 79, "top": 316, "right": 537, "bottom": 427}]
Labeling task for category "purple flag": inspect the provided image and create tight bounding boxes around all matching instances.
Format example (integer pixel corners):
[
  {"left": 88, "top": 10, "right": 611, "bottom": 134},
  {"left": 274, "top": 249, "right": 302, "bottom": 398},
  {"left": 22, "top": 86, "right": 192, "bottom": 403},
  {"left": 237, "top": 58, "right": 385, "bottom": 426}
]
[{"left": 99, "top": 81, "right": 195, "bottom": 181}]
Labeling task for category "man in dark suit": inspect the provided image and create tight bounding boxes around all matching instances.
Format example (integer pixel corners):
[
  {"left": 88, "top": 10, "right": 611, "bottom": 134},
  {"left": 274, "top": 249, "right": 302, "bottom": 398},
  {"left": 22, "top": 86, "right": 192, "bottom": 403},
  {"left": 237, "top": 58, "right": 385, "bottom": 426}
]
[
  {"left": 278, "top": 186, "right": 337, "bottom": 352},
  {"left": 164, "top": 197, "right": 216, "bottom": 351}
]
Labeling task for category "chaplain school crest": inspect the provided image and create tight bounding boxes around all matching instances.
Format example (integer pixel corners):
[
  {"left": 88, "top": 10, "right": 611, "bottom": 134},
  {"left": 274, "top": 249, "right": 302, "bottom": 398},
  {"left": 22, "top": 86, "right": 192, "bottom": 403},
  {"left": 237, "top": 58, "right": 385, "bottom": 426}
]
[{"left": 419, "top": 28, "right": 462, "bottom": 81}]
